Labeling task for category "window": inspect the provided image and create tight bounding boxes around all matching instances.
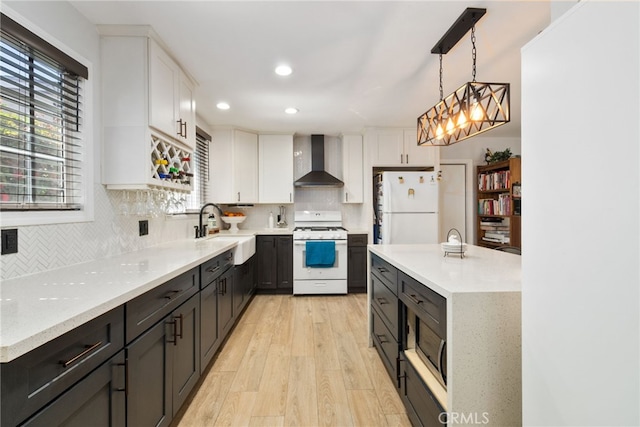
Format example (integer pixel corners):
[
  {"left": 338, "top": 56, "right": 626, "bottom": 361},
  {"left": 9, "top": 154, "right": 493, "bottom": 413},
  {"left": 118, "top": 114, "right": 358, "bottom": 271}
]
[
  {"left": 0, "top": 13, "right": 88, "bottom": 211},
  {"left": 185, "top": 127, "right": 210, "bottom": 211}
]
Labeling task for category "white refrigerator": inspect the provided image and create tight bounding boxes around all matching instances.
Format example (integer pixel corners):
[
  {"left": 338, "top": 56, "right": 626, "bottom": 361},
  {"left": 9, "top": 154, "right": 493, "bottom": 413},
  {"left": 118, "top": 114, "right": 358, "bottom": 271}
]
[{"left": 377, "top": 171, "right": 439, "bottom": 244}]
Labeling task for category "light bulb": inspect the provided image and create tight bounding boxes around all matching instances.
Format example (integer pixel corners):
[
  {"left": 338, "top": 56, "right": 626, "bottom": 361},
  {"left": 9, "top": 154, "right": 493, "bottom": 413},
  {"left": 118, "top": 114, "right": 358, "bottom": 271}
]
[
  {"left": 436, "top": 123, "right": 444, "bottom": 140},
  {"left": 457, "top": 111, "right": 467, "bottom": 127},
  {"left": 446, "top": 118, "right": 455, "bottom": 134},
  {"left": 471, "top": 102, "right": 484, "bottom": 121}
]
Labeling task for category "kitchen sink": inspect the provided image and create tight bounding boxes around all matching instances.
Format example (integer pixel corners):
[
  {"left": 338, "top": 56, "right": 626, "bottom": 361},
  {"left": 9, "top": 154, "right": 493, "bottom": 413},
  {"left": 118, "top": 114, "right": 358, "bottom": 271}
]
[{"left": 209, "top": 235, "right": 256, "bottom": 265}]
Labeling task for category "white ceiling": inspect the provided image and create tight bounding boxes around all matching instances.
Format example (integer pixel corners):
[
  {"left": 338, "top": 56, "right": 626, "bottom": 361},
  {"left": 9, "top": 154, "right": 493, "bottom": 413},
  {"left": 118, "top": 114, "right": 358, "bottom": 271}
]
[{"left": 70, "top": 1, "right": 551, "bottom": 137}]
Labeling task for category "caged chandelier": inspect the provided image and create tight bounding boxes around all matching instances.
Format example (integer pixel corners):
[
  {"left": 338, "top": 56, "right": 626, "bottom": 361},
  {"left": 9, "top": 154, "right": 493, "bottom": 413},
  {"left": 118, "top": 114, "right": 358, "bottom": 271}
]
[{"left": 417, "top": 8, "right": 510, "bottom": 147}]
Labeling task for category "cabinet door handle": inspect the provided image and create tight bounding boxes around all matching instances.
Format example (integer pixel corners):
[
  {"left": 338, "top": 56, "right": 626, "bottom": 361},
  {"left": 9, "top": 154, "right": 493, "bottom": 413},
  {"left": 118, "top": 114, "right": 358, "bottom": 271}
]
[
  {"left": 167, "top": 318, "right": 178, "bottom": 346},
  {"left": 376, "top": 266, "right": 389, "bottom": 274},
  {"left": 177, "top": 119, "right": 184, "bottom": 137},
  {"left": 376, "top": 333, "right": 389, "bottom": 344},
  {"left": 290, "top": 192, "right": 292, "bottom": 202},
  {"left": 182, "top": 121, "right": 187, "bottom": 139},
  {"left": 406, "top": 154, "right": 409, "bottom": 164},
  {"left": 346, "top": 193, "right": 349, "bottom": 202},
  {"left": 115, "top": 360, "right": 128, "bottom": 396},
  {"left": 60, "top": 341, "right": 103, "bottom": 368},
  {"left": 175, "top": 314, "right": 184, "bottom": 340},
  {"left": 400, "top": 154, "right": 403, "bottom": 164},
  {"left": 237, "top": 192, "right": 240, "bottom": 202},
  {"left": 376, "top": 297, "right": 388, "bottom": 305}
]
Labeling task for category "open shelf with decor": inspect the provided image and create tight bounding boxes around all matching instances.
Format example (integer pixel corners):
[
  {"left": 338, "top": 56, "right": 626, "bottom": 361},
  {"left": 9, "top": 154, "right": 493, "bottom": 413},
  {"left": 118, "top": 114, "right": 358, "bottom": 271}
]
[{"left": 476, "top": 157, "right": 521, "bottom": 250}]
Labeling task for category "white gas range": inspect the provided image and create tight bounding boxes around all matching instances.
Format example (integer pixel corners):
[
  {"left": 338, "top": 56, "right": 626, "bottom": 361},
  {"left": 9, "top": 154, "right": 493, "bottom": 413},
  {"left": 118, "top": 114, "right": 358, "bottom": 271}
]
[{"left": 292, "top": 211, "right": 348, "bottom": 295}]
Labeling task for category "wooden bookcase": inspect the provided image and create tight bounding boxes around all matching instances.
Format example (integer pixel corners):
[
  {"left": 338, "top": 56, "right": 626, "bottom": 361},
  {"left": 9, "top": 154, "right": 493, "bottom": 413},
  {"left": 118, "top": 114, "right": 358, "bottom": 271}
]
[{"left": 476, "top": 158, "right": 521, "bottom": 249}]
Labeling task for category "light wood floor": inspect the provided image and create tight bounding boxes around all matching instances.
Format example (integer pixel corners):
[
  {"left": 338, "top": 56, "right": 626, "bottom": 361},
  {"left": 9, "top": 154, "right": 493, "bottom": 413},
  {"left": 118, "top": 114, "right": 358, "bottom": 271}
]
[{"left": 174, "top": 294, "right": 411, "bottom": 427}]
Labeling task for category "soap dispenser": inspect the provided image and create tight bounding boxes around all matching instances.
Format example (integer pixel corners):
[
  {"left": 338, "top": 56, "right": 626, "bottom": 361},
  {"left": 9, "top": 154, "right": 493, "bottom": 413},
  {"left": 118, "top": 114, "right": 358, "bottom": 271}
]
[{"left": 268, "top": 212, "right": 274, "bottom": 229}]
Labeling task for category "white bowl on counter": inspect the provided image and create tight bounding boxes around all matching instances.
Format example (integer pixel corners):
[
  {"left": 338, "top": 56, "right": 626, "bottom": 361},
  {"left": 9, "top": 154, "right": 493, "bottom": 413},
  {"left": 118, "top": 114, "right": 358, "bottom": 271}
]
[{"left": 220, "top": 216, "right": 246, "bottom": 233}]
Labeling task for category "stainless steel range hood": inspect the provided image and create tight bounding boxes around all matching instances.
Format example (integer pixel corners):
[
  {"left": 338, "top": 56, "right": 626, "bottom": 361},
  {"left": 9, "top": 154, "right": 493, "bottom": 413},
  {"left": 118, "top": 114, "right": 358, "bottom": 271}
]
[{"left": 294, "top": 134, "right": 344, "bottom": 188}]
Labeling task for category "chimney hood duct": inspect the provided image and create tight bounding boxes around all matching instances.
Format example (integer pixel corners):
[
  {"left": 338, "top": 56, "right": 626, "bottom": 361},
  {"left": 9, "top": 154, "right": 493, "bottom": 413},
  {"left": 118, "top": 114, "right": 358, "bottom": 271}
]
[{"left": 294, "top": 134, "right": 344, "bottom": 188}]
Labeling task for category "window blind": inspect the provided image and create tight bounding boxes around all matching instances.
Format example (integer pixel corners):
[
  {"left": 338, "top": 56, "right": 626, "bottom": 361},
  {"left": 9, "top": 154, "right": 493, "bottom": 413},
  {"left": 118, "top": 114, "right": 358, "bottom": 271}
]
[
  {"left": 0, "top": 15, "right": 85, "bottom": 211},
  {"left": 185, "top": 128, "right": 210, "bottom": 210}
]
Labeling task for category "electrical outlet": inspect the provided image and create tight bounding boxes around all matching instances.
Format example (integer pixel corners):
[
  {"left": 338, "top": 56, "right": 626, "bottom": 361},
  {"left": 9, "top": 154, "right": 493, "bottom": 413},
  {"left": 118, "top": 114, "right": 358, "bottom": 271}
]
[
  {"left": 2, "top": 229, "right": 18, "bottom": 255},
  {"left": 139, "top": 220, "right": 149, "bottom": 236}
]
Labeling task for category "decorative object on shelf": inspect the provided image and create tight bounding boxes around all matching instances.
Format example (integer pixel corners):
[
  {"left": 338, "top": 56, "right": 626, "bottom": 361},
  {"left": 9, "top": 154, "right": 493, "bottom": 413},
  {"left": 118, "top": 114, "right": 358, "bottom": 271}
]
[
  {"left": 417, "top": 8, "right": 510, "bottom": 147},
  {"left": 442, "top": 228, "right": 467, "bottom": 258},
  {"left": 486, "top": 148, "right": 512, "bottom": 164}
]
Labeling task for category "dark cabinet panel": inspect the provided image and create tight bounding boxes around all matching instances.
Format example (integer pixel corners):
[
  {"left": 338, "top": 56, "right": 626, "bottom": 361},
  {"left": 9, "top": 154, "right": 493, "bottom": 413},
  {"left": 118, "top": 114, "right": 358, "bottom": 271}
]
[
  {"left": 371, "top": 305, "right": 399, "bottom": 387},
  {"left": 200, "top": 280, "right": 219, "bottom": 371},
  {"left": 256, "top": 236, "right": 277, "bottom": 289},
  {"left": 218, "top": 267, "right": 235, "bottom": 339},
  {"left": 256, "top": 235, "right": 292, "bottom": 293},
  {"left": 276, "top": 236, "right": 293, "bottom": 291},
  {"left": 20, "top": 350, "right": 126, "bottom": 427},
  {"left": 126, "top": 267, "right": 199, "bottom": 343},
  {"left": 347, "top": 234, "right": 367, "bottom": 293},
  {"left": 233, "top": 255, "right": 256, "bottom": 317},
  {"left": 401, "top": 357, "right": 446, "bottom": 427},
  {"left": 371, "top": 274, "right": 400, "bottom": 341},
  {"left": 171, "top": 294, "right": 200, "bottom": 416},
  {"left": 1, "top": 307, "right": 124, "bottom": 427},
  {"left": 126, "top": 318, "right": 172, "bottom": 427}
]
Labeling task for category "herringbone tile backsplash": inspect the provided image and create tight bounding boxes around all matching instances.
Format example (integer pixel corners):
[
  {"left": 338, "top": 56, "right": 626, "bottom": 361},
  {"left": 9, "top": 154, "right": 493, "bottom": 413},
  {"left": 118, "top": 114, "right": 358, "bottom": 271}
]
[{"left": 0, "top": 185, "right": 196, "bottom": 280}]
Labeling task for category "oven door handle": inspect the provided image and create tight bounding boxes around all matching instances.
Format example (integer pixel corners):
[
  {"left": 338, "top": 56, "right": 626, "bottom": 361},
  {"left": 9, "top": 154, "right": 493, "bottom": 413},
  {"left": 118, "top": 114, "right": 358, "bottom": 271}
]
[{"left": 294, "top": 240, "right": 348, "bottom": 245}]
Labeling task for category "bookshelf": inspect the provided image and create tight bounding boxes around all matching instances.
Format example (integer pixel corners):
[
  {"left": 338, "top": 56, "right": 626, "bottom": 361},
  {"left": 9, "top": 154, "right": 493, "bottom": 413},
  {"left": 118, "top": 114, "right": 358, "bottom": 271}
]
[{"left": 476, "top": 158, "right": 521, "bottom": 250}]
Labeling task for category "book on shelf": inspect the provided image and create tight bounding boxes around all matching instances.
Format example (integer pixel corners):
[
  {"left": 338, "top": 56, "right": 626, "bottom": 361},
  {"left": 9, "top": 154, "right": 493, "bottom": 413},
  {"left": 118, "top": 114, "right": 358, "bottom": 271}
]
[
  {"left": 478, "top": 194, "right": 512, "bottom": 216},
  {"left": 478, "top": 170, "right": 511, "bottom": 191}
]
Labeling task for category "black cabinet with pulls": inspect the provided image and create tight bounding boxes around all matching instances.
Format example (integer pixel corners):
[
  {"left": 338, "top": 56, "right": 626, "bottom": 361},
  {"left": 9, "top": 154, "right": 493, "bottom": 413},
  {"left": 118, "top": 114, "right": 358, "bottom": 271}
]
[
  {"left": 20, "top": 350, "right": 126, "bottom": 427},
  {"left": 217, "top": 266, "right": 235, "bottom": 340},
  {"left": 256, "top": 235, "right": 293, "bottom": 293},
  {"left": 0, "top": 307, "right": 124, "bottom": 427}
]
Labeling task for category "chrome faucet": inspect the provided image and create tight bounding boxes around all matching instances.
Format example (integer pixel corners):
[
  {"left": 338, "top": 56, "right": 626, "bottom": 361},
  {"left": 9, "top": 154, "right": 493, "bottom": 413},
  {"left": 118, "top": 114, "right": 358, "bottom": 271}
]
[{"left": 198, "top": 203, "right": 223, "bottom": 238}]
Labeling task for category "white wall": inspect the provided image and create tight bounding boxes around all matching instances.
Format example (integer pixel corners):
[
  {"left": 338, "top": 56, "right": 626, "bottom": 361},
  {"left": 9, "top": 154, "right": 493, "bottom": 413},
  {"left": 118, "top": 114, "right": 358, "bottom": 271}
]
[
  {"left": 0, "top": 2, "right": 197, "bottom": 280},
  {"left": 521, "top": 1, "right": 639, "bottom": 425},
  {"left": 439, "top": 135, "right": 521, "bottom": 167}
]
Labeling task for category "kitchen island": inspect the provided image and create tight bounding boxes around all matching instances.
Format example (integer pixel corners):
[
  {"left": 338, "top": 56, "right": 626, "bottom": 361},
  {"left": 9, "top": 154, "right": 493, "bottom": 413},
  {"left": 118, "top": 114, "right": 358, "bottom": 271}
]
[{"left": 368, "top": 244, "right": 521, "bottom": 426}]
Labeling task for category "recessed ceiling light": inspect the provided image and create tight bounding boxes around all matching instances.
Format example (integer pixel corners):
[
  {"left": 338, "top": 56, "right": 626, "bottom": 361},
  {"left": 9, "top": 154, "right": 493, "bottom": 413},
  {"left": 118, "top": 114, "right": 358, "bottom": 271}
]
[
  {"left": 285, "top": 107, "right": 298, "bottom": 114},
  {"left": 216, "top": 102, "right": 230, "bottom": 110},
  {"left": 275, "top": 65, "right": 292, "bottom": 76}
]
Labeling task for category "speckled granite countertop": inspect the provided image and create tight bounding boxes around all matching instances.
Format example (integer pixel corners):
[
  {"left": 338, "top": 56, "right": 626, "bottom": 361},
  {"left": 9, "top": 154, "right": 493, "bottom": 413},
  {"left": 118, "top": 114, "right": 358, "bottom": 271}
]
[{"left": 0, "top": 238, "right": 237, "bottom": 363}]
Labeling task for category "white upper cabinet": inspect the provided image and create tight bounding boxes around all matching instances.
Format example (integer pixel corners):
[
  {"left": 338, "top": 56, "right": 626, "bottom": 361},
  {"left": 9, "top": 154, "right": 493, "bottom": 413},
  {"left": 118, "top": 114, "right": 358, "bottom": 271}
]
[
  {"left": 149, "top": 38, "right": 196, "bottom": 150},
  {"left": 259, "top": 134, "right": 294, "bottom": 204},
  {"left": 209, "top": 129, "right": 258, "bottom": 204},
  {"left": 100, "top": 30, "right": 195, "bottom": 191},
  {"left": 368, "top": 128, "right": 439, "bottom": 167},
  {"left": 341, "top": 134, "right": 363, "bottom": 203}
]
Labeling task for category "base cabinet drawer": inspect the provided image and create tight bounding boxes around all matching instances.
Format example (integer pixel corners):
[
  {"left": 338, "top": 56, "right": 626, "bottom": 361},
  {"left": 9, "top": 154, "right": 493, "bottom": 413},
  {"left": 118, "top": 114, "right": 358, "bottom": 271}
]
[
  {"left": 20, "top": 350, "right": 126, "bottom": 427},
  {"left": 371, "top": 305, "right": 399, "bottom": 386},
  {"left": 401, "top": 356, "right": 446, "bottom": 427},
  {"left": 1, "top": 307, "right": 124, "bottom": 427},
  {"left": 371, "top": 273, "right": 399, "bottom": 340}
]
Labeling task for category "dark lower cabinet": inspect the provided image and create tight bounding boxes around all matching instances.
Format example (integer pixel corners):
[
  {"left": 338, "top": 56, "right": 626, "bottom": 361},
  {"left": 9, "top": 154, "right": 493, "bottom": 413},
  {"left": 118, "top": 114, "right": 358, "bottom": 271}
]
[
  {"left": 21, "top": 350, "right": 126, "bottom": 427},
  {"left": 234, "top": 255, "right": 256, "bottom": 316},
  {"left": 126, "top": 311, "right": 172, "bottom": 427},
  {"left": 218, "top": 267, "right": 235, "bottom": 339},
  {"left": 126, "top": 292, "right": 200, "bottom": 427},
  {"left": 347, "top": 234, "right": 367, "bottom": 293},
  {"left": 256, "top": 235, "right": 293, "bottom": 293},
  {"left": 401, "top": 355, "right": 447, "bottom": 427},
  {"left": 200, "top": 280, "right": 220, "bottom": 372}
]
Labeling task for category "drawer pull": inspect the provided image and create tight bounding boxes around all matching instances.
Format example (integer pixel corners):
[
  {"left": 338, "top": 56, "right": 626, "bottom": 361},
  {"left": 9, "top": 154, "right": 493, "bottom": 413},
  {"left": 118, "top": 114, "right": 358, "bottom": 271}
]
[
  {"left": 206, "top": 265, "right": 221, "bottom": 274},
  {"left": 376, "top": 267, "right": 389, "bottom": 274},
  {"left": 60, "top": 341, "right": 103, "bottom": 368},
  {"left": 376, "top": 333, "right": 389, "bottom": 344},
  {"left": 175, "top": 314, "right": 184, "bottom": 340},
  {"left": 408, "top": 294, "right": 423, "bottom": 305},
  {"left": 376, "top": 297, "right": 388, "bottom": 305},
  {"left": 164, "top": 290, "right": 181, "bottom": 300}
]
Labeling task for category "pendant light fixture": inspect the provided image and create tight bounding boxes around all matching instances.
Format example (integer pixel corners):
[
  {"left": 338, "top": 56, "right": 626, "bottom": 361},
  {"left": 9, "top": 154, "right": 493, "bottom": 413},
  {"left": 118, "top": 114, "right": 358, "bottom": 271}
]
[{"left": 417, "top": 8, "right": 510, "bottom": 146}]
